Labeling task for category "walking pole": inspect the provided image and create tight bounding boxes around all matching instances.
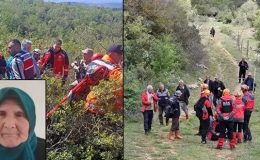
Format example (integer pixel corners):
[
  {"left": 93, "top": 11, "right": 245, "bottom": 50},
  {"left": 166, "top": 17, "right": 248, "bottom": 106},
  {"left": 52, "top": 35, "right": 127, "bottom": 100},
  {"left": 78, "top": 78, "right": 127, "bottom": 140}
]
[{"left": 252, "top": 67, "right": 256, "bottom": 94}]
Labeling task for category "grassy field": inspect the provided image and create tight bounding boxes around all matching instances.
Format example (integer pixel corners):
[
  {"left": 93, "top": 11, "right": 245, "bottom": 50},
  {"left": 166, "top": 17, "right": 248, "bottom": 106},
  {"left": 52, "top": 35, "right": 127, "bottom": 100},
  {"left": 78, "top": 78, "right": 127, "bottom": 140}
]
[{"left": 124, "top": 18, "right": 260, "bottom": 160}]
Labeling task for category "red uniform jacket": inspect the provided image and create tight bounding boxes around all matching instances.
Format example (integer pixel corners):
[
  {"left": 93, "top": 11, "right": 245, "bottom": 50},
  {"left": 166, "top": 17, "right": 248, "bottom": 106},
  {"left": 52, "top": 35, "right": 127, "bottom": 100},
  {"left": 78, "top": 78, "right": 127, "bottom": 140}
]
[
  {"left": 39, "top": 48, "right": 69, "bottom": 77},
  {"left": 242, "top": 91, "right": 255, "bottom": 111},
  {"left": 141, "top": 91, "right": 159, "bottom": 112},
  {"left": 233, "top": 98, "right": 245, "bottom": 122},
  {"left": 216, "top": 95, "right": 234, "bottom": 121}
]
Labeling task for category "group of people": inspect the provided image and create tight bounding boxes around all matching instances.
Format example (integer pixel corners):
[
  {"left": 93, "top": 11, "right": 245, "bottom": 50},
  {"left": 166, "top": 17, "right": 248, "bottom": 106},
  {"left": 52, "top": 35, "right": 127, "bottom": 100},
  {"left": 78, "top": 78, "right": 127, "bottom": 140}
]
[
  {"left": 0, "top": 38, "right": 123, "bottom": 115},
  {"left": 141, "top": 80, "right": 190, "bottom": 137},
  {"left": 195, "top": 82, "right": 255, "bottom": 150},
  {"left": 0, "top": 38, "right": 69, "bottom": 80},
  {"left": 141, "top": 74, "right": 256, "bottom": 150}
]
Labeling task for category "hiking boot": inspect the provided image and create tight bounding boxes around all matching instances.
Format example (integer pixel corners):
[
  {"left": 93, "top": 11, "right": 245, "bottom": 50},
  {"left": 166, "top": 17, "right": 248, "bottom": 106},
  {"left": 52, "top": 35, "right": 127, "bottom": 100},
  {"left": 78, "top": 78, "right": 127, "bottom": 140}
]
[
  {"left": 237, "top": 132, "right": 242, "bottom": 143},
  {"left": 216, "top": 138, "right": 224, "bottom": 150},
  {"left": 168, "top": 131, "right": 175, "bottom": 140},
  {"left": 244, "top": 134, "right": 248, "bottom": 142},
  {"left": 175, "top": 130, "right": 183, "bottom": 139},
  {"left": 248, "top": 135, "right": 252, "bottom": 141}
]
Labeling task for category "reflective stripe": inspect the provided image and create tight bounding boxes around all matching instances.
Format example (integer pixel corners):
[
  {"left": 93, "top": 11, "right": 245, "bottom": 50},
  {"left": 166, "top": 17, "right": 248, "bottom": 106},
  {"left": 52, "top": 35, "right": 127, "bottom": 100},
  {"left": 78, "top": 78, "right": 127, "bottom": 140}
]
[{"left": 92, "top": 59, "right": 114, "bottom": 70}]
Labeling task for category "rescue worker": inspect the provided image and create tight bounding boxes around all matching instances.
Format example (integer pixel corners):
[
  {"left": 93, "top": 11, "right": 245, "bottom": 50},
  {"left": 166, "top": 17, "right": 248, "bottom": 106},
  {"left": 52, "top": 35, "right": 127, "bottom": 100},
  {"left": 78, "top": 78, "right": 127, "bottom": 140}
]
[
  {"left": 210, "top": 27, "right": 215, "bottom": 37},
  {"left": 0, "top": 52, "right": 6, "bottom": 79},
  {"left": 39, "top": 38, "right": 69, "bottom": 84},
  {"left": 238, "top": 58, "right": 248, "bottom": 83},
  {"left": 212, "top": 76, "right": 225, "bottom": 107},
  {"left": 21, "top": 39, "right": 41, "bottom": 79},
  {"left": 216, "top": 89, "right": 235, "bottom": 149},
  {"left": 232, "top": 91, "right": 245, "bottom": 144},
  {"left": 157, "top": 83, "right": 170, "bottom": 125},
  {"left": 194, "top": 83, "right": 209, "bottom": 136},
  {"left": 141, "top": 85, "right": 159, "bottom": 135},
  {"left": 194, "top": 89, "right": 213, "bottom": 144},
  {"left": 241, "top": 84, "right": 255, "bottom": 142},
  {"left": 62, "top": 44, "right": 122, "bottom": 111},
  {"left": 7, "top": 39, "right": 35, "bottom": 79},
  {"left": 167, "top": 90, "right": 182, "bottom": 140},
  {"left": 176, "top": 80, "right": 190, "bottom": 119},
  {"left": 47, "top": 44, "right": 123, "bottom": 118},
  {"left": 207, "top": 114, "right": 220, "bottom": 141},
  {"left": 243, "top": 72, "right": 256, "bottom": 92}
]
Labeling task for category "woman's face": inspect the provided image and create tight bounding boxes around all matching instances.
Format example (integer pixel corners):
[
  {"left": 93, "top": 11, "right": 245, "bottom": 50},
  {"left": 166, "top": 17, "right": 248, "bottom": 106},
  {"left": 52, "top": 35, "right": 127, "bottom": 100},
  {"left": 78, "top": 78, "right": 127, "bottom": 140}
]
[{"left": 0, "top": 100, "right": 29, "bottom": 148}]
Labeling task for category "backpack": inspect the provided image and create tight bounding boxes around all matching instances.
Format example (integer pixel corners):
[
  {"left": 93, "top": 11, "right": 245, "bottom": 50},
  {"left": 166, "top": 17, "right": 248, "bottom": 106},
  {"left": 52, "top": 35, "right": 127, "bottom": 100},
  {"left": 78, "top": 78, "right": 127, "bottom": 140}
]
[
  {"left": 165, "top": 96, "right": 178, "bottom": 118},
  {"left": 194, "top": 97, "right": 208, "bottom": 118},
  {"left": 14, "top": 51, "right": 34, "bottom": 79}
]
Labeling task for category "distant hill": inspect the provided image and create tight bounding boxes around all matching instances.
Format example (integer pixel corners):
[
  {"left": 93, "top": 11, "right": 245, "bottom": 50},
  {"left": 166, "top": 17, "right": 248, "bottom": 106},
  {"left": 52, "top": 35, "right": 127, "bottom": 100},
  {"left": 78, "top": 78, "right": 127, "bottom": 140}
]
[{"left": 44, "top": 0, "right": 122, "bottom": 9}]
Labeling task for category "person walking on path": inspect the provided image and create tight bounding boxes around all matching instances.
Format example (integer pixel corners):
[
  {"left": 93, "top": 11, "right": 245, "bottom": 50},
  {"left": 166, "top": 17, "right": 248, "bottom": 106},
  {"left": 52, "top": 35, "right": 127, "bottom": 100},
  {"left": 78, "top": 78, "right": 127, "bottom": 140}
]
[
  {"left": 176, "top": 80, "right": 190, "bottom": 119},
  {"left": 141, "top": 85, "right": 159, "bottom": 135},
  {"left": 238, "top": 58, "right": 248, "bottom": 83},
  {"left": 157, "top": 83, "right": 170, "bottom": 125}
]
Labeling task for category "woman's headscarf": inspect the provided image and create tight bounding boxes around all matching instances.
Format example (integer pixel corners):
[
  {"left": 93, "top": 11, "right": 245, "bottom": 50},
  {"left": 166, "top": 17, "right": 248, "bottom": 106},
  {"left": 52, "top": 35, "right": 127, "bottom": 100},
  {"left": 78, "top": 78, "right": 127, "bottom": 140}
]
[{"left": 0, "top": 87, "right": 37, "bottom": 160}]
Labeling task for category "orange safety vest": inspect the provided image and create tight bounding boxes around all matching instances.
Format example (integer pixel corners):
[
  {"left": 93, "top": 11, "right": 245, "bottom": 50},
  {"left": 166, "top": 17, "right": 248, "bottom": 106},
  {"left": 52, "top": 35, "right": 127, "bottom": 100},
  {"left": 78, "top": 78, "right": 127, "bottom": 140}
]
[{"left": 85, "top": 55, "right": 122, "bottom": 113}]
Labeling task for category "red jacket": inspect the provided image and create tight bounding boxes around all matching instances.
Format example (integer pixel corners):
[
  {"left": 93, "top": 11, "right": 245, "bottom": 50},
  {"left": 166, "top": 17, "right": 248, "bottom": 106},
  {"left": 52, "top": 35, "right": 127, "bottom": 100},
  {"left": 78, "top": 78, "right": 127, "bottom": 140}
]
[
  {"left": 141, "top": 91, "right": 159, "bottom": 112},
  {"left": 233, "top": 98, "right": 245, "bottom": 122},
  {"left": 39, "top": 48, "right": 69, "bottom": 77},
  {"left": 242, "top": 91, "right": 255, "bottom": 111},
  {"left": 216, "top": 95, "right": 234, "bottom": 121}
]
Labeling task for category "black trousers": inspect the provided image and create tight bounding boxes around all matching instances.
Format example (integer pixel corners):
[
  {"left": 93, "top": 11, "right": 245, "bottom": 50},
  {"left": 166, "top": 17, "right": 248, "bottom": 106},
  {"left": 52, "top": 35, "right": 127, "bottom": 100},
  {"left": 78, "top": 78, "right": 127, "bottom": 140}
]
[
  {"left": 171, "top": 117, "right": 180, "bottom": 131},
  {"left": 143, "top": 110, "right": 153, "bottom": 132},
  {"left": 158, "top": 104, "right": 168, "bottom": 124},
  {"left": 239, "top": 70, "right": 246, "bottom": 83},
  {"left": 243, "top": 110, "right": 252, "bottom": 138},
  {"left": 200, "top": 118, "right": 210, "bottom": 141},
  {"left": 219, "top": 121, "right": 234, "bottom": 139},
  {"left": 234, "top": 122, "right": 243, "bottom": 132}
]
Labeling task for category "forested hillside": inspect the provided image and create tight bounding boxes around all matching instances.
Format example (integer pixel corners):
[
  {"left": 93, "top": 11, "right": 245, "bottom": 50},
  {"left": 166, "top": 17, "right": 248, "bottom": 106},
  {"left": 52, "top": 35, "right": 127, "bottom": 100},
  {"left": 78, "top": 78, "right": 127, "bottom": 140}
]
[
  {"left": 0, "top": 0, "right": 123, "bottom": 159},
  {"left": 124, "top": 0, "right": 206, "bottom": 117},
  {"left": 0, "top": 0, "right": 122, "bottom": 58}
]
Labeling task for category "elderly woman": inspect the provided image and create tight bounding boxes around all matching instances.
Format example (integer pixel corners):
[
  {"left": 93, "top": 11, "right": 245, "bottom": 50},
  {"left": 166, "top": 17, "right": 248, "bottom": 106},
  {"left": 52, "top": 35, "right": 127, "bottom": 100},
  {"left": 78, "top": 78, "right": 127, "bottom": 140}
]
[
  {"left": 0, "top": 87, "right": 45, "bottom": 160},
  {"left": 141, "top": 85, "right": 159, "bottom": 135}
]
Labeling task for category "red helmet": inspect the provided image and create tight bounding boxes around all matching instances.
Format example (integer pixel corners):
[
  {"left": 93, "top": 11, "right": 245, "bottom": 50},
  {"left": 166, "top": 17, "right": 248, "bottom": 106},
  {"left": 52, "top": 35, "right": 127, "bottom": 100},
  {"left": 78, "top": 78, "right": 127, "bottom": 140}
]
[{"left": 91, "top": 52, "right": 103, "bottom": 61}]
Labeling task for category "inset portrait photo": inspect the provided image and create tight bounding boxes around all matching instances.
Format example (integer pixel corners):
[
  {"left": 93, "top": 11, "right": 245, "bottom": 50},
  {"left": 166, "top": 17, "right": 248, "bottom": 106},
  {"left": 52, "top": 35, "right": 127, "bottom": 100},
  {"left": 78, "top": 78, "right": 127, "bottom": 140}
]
[{"left": 0, "top": 80, "right": 45, "bottom": 160}]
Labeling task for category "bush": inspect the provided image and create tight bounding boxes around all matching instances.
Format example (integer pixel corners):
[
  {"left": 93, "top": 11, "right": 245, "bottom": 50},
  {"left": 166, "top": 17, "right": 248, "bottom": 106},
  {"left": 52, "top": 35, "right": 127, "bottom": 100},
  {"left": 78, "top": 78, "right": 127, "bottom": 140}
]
[
  {"left": 45, "top": 75, "right": 123, "bottom": 159},
  {"left": 220, "top": 26, "right": 234, "bottom": 36},
  {"left": 217, "top": 10, "right": 234, "bottom": 24}
]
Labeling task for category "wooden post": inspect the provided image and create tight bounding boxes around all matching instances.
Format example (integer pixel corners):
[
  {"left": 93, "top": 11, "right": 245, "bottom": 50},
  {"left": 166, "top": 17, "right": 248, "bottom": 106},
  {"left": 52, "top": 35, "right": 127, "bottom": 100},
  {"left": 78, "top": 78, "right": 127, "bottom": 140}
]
[
  {"left": 247, "top": 40, "right": 249, "bottom": 58},
  {"left": 237, "top": 32, "right": 240, "bottom": 49},
  {"left": 241, "top": 39, "right": 243, "bottom": 53}
]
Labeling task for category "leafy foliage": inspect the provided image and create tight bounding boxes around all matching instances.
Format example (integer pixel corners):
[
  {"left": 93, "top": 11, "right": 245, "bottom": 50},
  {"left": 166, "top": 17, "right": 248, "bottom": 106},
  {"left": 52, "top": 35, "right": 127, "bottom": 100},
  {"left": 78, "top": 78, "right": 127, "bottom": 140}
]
[
  {"left": 0, "top": 0, "right": 122, "bottom": 159},
  {"left": 124, "top": 0, "right": 206, "bottom": 119},
  {"left": 45, "top": 75, "right": 123, "bottom": 159},
  {"left": 0, "top": 0, "right": 122, "bottom": 58}
]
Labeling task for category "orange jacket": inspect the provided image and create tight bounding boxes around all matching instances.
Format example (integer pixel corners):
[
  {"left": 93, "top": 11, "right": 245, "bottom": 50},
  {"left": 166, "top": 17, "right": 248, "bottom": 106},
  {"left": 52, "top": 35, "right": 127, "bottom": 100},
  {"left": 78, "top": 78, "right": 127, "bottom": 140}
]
[{"left": 85, "top": 54, "right": 122, "bottom": 113}]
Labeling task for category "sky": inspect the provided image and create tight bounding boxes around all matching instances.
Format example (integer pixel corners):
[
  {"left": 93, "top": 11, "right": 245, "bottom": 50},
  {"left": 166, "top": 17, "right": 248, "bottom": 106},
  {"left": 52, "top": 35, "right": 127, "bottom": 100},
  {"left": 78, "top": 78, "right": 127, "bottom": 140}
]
[{"left": 44, "top": 0, "right": 122, "bottom": 3}]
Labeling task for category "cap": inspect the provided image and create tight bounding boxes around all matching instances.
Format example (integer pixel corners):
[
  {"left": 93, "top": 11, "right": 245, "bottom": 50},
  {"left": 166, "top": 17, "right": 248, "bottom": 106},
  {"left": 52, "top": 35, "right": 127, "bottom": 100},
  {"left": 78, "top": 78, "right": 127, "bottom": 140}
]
[
  {"left": 107, "top": 44, "right": 123, "bottom": 54},
  {"left": 175, "top": 90, "right": 182, "bottom": 97},
  {"left": 33, "top": 48, "right": 41, "bottom": 53},
  {"left": 82, "top": 48, "right": 94, "bottom": 54}
]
